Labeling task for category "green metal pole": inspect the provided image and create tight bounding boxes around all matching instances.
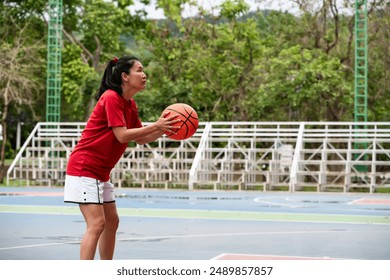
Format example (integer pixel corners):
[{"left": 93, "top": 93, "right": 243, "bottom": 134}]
[
  {"left": 354, "top": 0, "right": 368, "bottom": 124},
  {"left": 46, "top": 0, "right": 62, "bottom": 123},
  {"left": 353, "top": 0, "right": 368, "bottom": 174},
  {"left": 45, "top": 0, "right": 63, "bottom": 180}
]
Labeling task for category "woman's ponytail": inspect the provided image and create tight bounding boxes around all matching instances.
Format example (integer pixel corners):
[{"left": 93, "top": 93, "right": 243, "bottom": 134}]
[{"left": 95, "top": 56, "right": 140, "bottom": 100}]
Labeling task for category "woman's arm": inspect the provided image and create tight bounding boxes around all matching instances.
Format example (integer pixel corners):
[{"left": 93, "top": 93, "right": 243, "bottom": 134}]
[
  {"left": 133, "top": 129, "right": 165, "bottom": 145},
  {"left": 112, "top": 112, "right": 180, "bottom": 145}
]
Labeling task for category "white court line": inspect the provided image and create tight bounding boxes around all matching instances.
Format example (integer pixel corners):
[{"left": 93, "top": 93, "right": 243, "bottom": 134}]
[
  {"left": 211, "top": 253, "right": 344, "bottom": 260},
  {"left": 348, "top": 198, "right": 365, "bottom": 205},
  {"left": 254, "top": 198, "right": 298, "bottom": 208},
  {"left": 0, "top": 241, "right": 80, "bottom": 251},
  {"left": 2, "top": 229, "right": 390, "bottom": 251}
]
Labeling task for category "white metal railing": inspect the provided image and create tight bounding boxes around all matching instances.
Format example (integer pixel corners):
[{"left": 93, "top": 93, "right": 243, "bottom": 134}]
[
  {"left": 6, "top": 122, "right": 390, "bottom": 193},
  {"left": 289, "top": 123, "right": 304, "bottom": 191},
  {"left": 189, "top": 122, "right": 212, "bottom": 190}
]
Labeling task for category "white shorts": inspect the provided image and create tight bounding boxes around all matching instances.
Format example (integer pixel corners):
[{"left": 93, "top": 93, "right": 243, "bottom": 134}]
[{"left": 64, "top": 175, "right": 115, "bottom": 204}]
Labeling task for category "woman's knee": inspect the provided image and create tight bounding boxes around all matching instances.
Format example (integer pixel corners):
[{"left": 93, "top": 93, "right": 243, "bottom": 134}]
[
  {"left": 106, "top": 215, "right": 119, "bottom": 232},
  {"left": 80, "top": 204, "right": 106, "bottom": 235},
  {"left": 103, "top": 203, "right": 119, "bottom": 232},
  {"left": 89, "top": 217, "right": 106, "bottom": 235}
]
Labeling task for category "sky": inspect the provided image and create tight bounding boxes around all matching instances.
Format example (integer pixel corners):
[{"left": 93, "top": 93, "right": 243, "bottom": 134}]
[
  {"left": 127, "top": 0, "right": 365, "bottom": 19},
  {"left": 129, "top": 0, "right": 301, "bottom": 19}
]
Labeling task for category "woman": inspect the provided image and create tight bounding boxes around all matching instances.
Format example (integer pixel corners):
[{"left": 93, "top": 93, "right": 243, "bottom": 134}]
[{"left": 64, "top": 55, "right": 180, "bottom": 260}]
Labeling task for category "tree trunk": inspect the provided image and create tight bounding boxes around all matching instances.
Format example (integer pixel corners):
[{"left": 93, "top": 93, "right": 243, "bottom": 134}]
[
  {"left": 0, "top": 110, "right": 8, "bottom": 183},
  {"left": 1, "top": 81, "right": 10, "bottom": 168}
]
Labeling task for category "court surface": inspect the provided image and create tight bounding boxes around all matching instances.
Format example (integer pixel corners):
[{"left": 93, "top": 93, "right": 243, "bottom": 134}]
[{"left": 1, "top": 187, "right": 390, "bottom": 260}]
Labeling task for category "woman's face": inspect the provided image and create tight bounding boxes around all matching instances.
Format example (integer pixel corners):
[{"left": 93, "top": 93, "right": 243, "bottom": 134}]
[{"left": 123, "top": 60, "right": 147, "bottom": 91}]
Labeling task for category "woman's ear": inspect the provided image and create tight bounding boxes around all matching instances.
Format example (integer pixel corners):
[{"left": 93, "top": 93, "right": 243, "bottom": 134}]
[{"left": 121, "top": 72, "right": 129, "bottom": 82}]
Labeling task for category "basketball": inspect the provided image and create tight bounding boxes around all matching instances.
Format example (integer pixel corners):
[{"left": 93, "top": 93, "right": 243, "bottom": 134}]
[{"left": 163, "top": 103, "right": 199, "bottom": 140}]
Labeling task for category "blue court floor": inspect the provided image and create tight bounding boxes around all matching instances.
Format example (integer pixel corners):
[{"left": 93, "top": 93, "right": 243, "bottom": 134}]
[{"left": 1, "top": 187, "right": 390, "bottom": 260}]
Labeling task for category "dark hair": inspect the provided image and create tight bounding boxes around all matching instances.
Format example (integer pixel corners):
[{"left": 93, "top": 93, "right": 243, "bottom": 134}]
[{"left": 96, "top": 55, "right": 140, "bottom": 100}]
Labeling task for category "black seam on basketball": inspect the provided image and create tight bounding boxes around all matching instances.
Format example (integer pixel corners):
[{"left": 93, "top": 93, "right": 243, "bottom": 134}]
[
  {"left": 166, "top": 108, "right": 198, "bottom": 120},
  {"left": 166, "top": 108, "right": 187, "bottom": 117}
]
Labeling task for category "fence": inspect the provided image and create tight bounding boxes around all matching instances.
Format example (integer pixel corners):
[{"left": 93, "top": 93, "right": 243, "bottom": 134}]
[{"left": 6, "top": 122, "right": 390, "bottom": 193}]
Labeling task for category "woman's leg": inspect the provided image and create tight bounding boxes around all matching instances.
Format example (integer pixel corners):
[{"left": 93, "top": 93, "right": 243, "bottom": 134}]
[
  {"left": 79, "top": 204, "right": 105, "bottom": 260},
  {"left": 98, "top": 202, "right": 119, "bottom": 260}
]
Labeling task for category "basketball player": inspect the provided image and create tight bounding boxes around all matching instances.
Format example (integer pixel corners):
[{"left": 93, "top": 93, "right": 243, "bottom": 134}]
[{"left": 64, "top": 56, "right": 180, "bottom": 260}]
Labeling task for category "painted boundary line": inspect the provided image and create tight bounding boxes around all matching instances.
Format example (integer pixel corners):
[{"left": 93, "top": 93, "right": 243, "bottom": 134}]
[
  {"left": 0, "top": 192, "right": 64, "bottom": 197},
  {"left": 1, "top": 204, "right": 390, "bottom": 225},
  {"left": 349, "top": 198, "right": 390, "bottom": 205},
  {"left": 212, "top": 253, "right": 339, "bottom": 260},
  {"left": 2, "top": 229, "right": 390, "bottom": 252}
]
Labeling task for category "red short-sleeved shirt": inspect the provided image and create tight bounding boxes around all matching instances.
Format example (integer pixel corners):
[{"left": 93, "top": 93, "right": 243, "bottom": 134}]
[{"left": 66, "top": 90, "right": 143, "bottom": 181}]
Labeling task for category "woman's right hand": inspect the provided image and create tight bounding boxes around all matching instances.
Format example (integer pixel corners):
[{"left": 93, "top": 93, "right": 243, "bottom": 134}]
[{"left": 155, "top": 112, "right": 182, "bottom": 135}]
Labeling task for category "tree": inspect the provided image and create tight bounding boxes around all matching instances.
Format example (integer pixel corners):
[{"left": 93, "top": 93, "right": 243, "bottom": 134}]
[
  {"left": 61, "top": 43, "right": 99, "bottom": 121},
  {"left": 0, "top": 17, "right": 45, "bottom": 176},
  {"left": 61, "top": 0, "right": 147, "bottom": 120},
  {"left": 256, "top": 0, "right": 390, "bottom": 121},
  {"left": 367, "top": 2, "right": 390, "bottom": 120},
  {"left": 255, "top": 45, "right": 353, "bottom": 121},
  {"left": 137, "top": 0, "right": 267, "bottom": 121}
]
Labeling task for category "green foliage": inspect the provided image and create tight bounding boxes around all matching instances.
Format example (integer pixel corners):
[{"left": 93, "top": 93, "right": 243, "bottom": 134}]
[
  {"left": 61, "top": 43, "right": 99, "bottom": 121},
  {"left": 80, "top": 0, "right": 126, "bottom": 55},
  {"left": 139, "top": 1, "right": 354, "bottom": 122},
  {"left": 0, "top": 141, "right": 14, "bottom": 159},
  {"left": 139, "top": 1, "right": 267, "bottom": 121},
  {"left": 0, "top": 2, "right": 46, "bottom": 164},
  {"left": 60, "top": 0, "right": 144, "bottom": 119},
  {"left": 255, "top": 46, "right": 353, "bottom": 121},
  {"left": 219, "top": 0, "right": 250, "bottom": 20},
  {"left": 367, "top": 4, "right": 390, "bottom": 121}
]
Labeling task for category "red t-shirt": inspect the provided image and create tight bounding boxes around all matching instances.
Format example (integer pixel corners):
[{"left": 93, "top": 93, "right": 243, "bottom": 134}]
[{"left": 66, "top": 90, "right": 143, "bottom": 181}]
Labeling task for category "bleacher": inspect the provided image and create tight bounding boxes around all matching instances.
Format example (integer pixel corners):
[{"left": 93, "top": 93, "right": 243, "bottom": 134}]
[{"left": 6, "top": 122, "right": 390, "bottom": 193}]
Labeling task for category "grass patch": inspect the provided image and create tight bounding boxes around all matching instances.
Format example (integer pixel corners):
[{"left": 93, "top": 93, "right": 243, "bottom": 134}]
[{"left": 375, "top": 188, "right": 390, "bottom": 193}]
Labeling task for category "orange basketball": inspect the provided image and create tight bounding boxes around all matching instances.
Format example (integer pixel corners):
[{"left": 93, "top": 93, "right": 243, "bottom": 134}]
[{"left": 163, "top": 103, "right": 199, "bottom": 140}]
